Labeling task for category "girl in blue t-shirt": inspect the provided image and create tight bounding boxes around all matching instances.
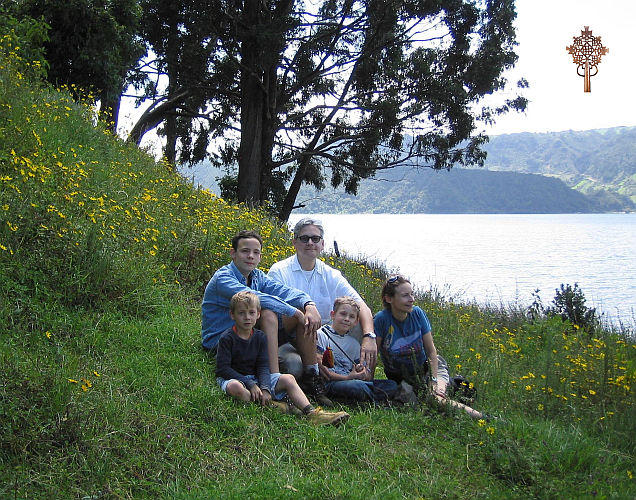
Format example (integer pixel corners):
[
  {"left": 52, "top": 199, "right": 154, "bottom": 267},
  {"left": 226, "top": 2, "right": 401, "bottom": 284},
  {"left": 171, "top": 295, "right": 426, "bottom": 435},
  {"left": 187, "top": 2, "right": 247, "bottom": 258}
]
[{"left": 374, "top": 275, "right": 486, "bottom": 419}]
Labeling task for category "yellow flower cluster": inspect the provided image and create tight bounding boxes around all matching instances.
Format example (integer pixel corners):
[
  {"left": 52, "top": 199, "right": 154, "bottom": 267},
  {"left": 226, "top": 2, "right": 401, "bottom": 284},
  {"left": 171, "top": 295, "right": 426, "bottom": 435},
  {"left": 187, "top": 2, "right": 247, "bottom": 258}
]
[
  {"left": 67, "top": 371, "right": 100, "bottom": 393},
  {"left": 1, "top": 37, "right": 295, "bottom": 296}
]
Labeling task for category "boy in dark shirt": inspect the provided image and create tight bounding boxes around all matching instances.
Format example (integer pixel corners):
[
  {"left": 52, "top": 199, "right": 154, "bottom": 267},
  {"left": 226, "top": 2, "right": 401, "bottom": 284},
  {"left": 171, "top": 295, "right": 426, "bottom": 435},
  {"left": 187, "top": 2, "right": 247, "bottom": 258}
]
[{"left": 216, "top": 291, "right": 349, "bottom": 426}]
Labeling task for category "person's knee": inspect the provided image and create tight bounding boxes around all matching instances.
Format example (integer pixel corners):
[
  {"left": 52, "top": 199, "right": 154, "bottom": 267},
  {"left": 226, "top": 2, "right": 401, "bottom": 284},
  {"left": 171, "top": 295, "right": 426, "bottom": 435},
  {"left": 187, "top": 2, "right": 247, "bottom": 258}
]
[
  {"left": 278, "top": 373, "right": 296, "bottom": 388},
  {"left": 226, "top": 380, "right": 248, "bottom": 399},
  {"left": 258, "top": 309, "right": 278, "bottom": 333}
]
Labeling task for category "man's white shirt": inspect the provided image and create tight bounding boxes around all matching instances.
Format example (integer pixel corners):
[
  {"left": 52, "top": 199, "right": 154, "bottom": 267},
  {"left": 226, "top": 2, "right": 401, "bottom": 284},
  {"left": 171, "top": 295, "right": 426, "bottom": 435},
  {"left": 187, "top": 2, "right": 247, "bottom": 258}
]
[{"left": 268, "top": 255, "right": 362, "bottom": 322}]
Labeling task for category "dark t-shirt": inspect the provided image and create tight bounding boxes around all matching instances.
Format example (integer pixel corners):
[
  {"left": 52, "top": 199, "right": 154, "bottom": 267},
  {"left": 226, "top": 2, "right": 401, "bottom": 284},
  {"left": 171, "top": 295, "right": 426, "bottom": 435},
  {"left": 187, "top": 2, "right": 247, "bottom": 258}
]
[{"left": 215, "top": 327, "right": 271, "bottom": 391}]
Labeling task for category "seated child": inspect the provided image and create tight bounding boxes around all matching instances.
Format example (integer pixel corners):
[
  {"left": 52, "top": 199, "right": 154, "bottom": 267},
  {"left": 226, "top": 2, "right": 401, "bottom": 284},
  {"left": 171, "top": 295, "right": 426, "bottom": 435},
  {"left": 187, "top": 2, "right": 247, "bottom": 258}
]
[
  {"left": 316, "top": 297, "right": 397, "bottom": 403},
  {"left": 216, "top": 291, "right": 349, "bottom": 426}
]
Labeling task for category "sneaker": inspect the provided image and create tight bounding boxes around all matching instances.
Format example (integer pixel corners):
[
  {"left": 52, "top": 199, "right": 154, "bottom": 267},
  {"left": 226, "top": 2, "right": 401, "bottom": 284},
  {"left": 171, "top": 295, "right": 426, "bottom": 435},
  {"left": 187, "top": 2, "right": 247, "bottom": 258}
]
[
  {"left": 300, "top": 372, "right": 334, "bottom": 407},
  {"left": 307, "top": 407, "right": 350, "bottom": 427}
]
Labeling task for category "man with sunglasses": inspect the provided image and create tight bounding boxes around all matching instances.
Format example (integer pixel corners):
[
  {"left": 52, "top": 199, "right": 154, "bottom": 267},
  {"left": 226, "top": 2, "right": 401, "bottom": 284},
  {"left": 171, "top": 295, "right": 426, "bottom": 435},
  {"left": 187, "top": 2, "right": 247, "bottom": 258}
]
[{"left": 268, "top": 218, "right": 378, "bottom": 382}]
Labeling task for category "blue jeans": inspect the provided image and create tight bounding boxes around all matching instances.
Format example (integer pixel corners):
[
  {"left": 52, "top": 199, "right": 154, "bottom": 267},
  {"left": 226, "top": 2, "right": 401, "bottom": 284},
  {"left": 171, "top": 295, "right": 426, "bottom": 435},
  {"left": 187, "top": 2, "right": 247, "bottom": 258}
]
[{"left": 325, "top": 379, "right": 398, "bottom": 402}]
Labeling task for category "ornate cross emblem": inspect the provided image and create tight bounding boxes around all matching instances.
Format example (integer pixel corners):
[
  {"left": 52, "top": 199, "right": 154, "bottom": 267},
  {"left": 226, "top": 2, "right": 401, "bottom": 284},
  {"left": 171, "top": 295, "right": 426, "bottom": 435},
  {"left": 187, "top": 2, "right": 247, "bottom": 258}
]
[{"left": 566, "top": 26, "right": 609, "bottom": 92}]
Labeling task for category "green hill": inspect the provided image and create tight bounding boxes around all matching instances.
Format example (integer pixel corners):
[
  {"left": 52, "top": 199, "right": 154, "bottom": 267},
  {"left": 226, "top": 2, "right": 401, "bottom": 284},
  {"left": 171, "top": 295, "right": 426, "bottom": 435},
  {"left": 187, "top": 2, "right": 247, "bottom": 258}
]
[
  {"left": 294, "top": 128, "right": 636, "bottom": 214},
  {"left": 1, "top": 25, "right": 634, "bottom": 499},
  {"left": 186, "top": 127, "right": 636, "bottom": 213},
  {"left": 483, "top": 127, "right": 636, "bottom": 205},
  {"left": 296, "top": 167, "right": 616, "bottom": 214}
]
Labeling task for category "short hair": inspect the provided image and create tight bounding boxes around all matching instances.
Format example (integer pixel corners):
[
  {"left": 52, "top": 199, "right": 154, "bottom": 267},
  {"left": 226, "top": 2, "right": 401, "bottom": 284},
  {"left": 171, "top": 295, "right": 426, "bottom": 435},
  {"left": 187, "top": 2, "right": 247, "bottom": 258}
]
[
  {"left": 381, "top": 275, "right": 411, "bottom": 309},
  {"left": 333, "top": 296, "right": 360, "bottom": 317},
  {"left": 293, "top": 217, "right": 324, "bottom": 238},
  {"left": 231, "top": 230, "right": 262, "bottom": 250},
  {"left": 230, "top": 291, "right": 261, "bottom": 313}
]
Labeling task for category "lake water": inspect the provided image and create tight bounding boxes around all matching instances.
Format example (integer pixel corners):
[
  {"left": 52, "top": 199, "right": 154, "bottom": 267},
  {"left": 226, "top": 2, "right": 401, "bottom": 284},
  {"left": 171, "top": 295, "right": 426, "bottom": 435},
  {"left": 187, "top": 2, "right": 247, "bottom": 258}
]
[{"left": 288, "top": 213, "right": 636, "bottom": 325}]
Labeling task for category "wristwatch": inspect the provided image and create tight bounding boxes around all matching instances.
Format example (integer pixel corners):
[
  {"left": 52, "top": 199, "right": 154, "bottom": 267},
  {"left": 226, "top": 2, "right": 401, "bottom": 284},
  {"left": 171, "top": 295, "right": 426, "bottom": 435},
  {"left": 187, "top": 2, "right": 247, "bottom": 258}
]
[
  {"left": 303, "top": 300, "right": 316, "bottom": 308},
  {"left": 362, "top": 332, "right": 377, "bottom": 339}
]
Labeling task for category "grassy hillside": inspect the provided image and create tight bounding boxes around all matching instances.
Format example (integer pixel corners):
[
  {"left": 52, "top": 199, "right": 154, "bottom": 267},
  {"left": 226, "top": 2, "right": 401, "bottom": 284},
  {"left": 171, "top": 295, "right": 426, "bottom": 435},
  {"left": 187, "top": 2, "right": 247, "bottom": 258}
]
[{"left": 1, "top": 27, "right": 635, "bottom": 499}]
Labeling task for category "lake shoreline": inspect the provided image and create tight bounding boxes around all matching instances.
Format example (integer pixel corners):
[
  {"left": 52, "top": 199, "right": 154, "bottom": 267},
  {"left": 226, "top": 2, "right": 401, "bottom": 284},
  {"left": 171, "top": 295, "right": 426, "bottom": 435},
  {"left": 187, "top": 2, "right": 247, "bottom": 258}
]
[{"left": 290, "top": 213, "right": 636, "bottom": 326}]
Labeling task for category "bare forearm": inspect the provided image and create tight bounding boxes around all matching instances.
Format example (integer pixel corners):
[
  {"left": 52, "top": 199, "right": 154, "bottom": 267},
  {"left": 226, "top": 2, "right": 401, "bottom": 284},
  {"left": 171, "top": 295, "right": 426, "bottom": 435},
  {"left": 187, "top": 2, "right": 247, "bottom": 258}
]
[{"left": 358, "top": 303, "right": 374, "bottom": 334}]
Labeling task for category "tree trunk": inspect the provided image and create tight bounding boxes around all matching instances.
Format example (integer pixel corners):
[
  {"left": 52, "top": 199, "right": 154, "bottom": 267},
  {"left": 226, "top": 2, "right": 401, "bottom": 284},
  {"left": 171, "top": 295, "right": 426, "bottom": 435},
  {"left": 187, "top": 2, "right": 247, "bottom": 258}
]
[
  {"left": 278, "top": 157, "right": 308, "bottom": 221},
  {"left": 126, "top": 89, "right": 190, "bottom": 145},
  {"left": 163, "top": 9, "right": 180, "bottom": 167},
  {"left": 164, "top": 114, "right": 177, "bottom": 166},
  {"left": 237, "top": 0, "right": 266, "bottom": 206},
  {"left": 237, "top": 82, "right": 265, "bottom": 206}
]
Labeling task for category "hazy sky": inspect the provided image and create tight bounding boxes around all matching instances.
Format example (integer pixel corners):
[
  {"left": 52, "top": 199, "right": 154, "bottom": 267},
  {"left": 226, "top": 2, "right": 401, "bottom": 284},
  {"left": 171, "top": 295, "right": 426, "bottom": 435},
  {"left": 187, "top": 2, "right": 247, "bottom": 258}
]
[{"left": 484, "top": 0, "right": 636, "bottom": 136}]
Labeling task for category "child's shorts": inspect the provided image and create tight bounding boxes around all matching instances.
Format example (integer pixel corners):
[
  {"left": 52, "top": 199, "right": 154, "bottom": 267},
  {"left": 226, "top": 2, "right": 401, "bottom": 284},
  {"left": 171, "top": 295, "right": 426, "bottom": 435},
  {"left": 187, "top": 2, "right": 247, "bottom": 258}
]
[{"left": 216, "top": 373, "right": 287, "bottom": 400}]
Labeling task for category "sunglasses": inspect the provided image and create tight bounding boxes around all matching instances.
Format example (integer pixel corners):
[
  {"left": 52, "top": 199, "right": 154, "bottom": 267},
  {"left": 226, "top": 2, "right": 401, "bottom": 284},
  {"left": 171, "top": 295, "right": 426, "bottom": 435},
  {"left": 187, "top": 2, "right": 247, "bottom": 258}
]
[
  {"left": 387, "top": 275, "right": 404, "bottom": 283},
  {"left": 297, "top": 235, "right": 323, "bottom": 243}
]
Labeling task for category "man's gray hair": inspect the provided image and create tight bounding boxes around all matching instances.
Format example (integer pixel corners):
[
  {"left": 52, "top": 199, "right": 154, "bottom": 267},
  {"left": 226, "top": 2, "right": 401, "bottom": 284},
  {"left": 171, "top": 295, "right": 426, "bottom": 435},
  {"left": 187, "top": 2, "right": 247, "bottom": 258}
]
[{"left": 293, "top": 217, "right": 324, "bottom": 238}]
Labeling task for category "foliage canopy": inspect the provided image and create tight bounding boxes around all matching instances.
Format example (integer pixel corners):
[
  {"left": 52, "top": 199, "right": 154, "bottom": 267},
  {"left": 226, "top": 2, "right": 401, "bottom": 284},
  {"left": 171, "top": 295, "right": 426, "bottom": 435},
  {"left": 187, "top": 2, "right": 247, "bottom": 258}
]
[
  {"left": 6, "top": 1, "right": 527, "bottom": 220},
  {"left": 13, "top": 0, "right": 145, "bottom": 127},
  {"left": 127, "top": 0, "right": 527, "bottom": 220}
]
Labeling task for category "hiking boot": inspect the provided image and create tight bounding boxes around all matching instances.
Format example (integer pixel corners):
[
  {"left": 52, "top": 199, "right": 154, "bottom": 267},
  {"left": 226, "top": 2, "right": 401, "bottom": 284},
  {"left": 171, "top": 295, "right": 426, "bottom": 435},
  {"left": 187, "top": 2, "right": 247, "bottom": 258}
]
[
  {"left": 300, "top": 372, "right": 334, "bottom": 407},
  {"left": 269, "top": 400, "right": 303, "bottom": 416},
  {"left": 307, "top": 407, "right": 350, "bottom": 427}
]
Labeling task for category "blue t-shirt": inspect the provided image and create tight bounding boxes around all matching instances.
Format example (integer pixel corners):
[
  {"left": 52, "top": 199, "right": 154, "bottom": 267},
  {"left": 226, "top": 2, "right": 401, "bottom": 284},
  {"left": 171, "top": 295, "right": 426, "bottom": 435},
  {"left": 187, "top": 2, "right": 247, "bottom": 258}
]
[{"left": 373, "top": 307, "right": 432, "bottom": 375}]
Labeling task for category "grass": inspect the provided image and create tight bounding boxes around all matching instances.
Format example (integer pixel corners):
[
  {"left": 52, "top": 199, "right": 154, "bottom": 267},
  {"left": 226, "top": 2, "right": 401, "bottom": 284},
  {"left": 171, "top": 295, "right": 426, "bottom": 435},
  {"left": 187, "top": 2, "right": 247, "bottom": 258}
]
[{"left": 1, "top": 23, "right": 635, "bottom": 498}]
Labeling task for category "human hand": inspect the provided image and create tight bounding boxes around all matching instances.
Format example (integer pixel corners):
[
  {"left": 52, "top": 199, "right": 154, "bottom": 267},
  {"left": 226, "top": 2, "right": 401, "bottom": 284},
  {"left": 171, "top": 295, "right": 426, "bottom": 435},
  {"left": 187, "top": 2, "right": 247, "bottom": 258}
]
[
  {"left": 249, "top": 385, "right": 263, "bottom": 402},
  {"left": 303, "top": 304, "right": 321, "bottom": 340},
  {"left": 431, "top": 380, "right": 447, "bottom": 399},
  {"left": 260, "top": 389, "right": 272, "bottom": 406},
  {"left": 360, "top": 336, "right": 377, "bottom": 369},
  {"left": 349, "top": 364, "right": 369, "bottom": 380}
]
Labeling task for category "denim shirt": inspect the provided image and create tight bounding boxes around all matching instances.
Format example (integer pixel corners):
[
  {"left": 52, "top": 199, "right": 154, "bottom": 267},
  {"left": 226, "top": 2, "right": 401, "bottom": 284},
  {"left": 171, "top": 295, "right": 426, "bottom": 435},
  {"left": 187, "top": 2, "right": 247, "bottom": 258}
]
[{"left": 201, "top": 261, "right": 312, "bottom": 350}]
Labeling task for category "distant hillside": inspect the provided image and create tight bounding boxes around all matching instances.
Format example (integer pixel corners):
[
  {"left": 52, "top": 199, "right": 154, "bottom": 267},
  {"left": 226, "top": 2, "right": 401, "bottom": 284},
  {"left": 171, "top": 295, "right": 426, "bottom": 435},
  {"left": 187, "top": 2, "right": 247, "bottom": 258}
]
[
  {"left": 482, "top": 127, "right": 636, "bottom": 204},
  {"left": 183, "top": 126, "right": 635, "bottom": 214},
  {"left": 296, "top": 168, "right": 611, "bottom": 214}
]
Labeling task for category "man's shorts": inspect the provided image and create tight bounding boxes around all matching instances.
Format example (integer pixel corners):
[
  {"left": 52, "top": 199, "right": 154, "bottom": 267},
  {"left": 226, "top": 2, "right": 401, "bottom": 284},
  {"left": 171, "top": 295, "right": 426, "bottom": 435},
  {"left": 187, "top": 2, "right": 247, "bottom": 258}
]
[
  {"left": 276, "top": 312, "right": 297, "bottom": 346},
  {"left": 216, "top": 373, "right": 287, "bottom": 401}
]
